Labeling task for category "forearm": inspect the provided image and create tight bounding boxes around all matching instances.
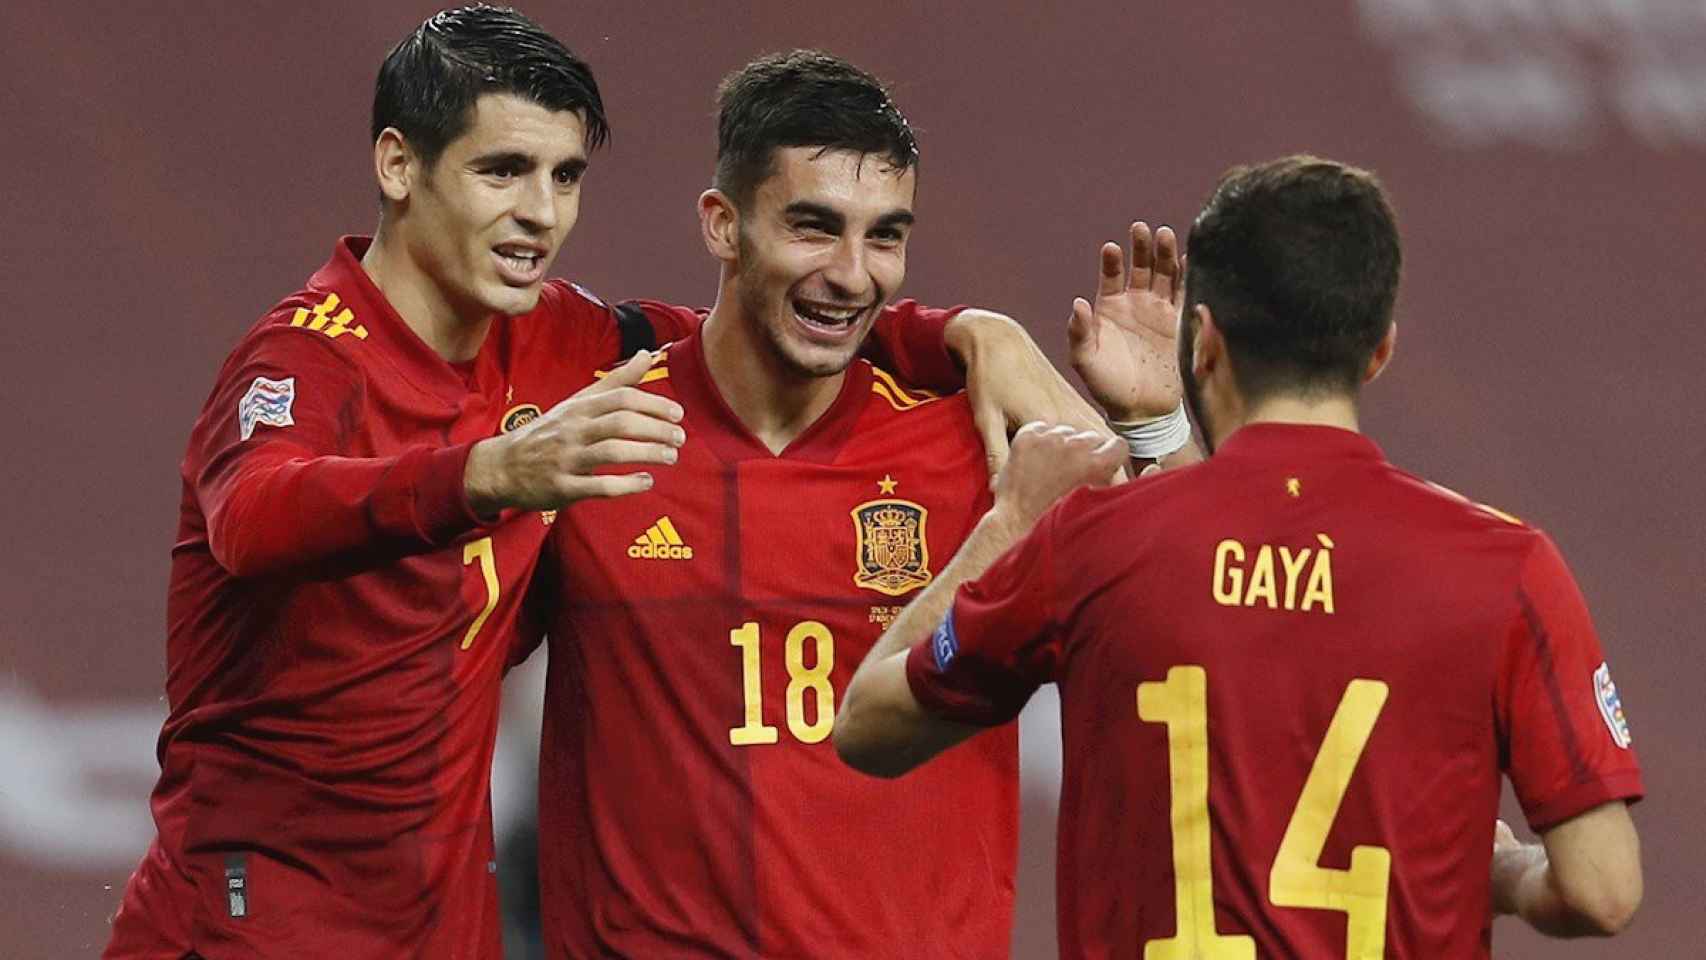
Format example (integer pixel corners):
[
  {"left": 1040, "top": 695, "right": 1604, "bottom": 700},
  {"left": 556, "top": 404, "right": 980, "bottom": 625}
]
[
  {"left": 859, "top": 508, "right": 1023, "bottom": 677},
  {"left": 205, "top": 442, "right": 482, "bottom": 578},
  {"left": 1492, "top": 843, "right": 1634, "bottom": 937}
]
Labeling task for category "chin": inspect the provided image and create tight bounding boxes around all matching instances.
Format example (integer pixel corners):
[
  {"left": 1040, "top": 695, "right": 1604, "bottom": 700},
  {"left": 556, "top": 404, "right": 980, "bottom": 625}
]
[{"left": 482, "top": 283, "right": 545, "bottom": 318}]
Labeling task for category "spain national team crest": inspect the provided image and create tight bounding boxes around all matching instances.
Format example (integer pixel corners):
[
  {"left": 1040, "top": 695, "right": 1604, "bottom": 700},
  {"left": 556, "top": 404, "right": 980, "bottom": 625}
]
[
  {"left": 851, "top": 477, "right": 932, "bottom": 597},
  {"left": 501, "top": 402, "right": 542, "bottom": 434},
  {"left": 1593, "top": 662, "right": 1633, "bottom": 749}
]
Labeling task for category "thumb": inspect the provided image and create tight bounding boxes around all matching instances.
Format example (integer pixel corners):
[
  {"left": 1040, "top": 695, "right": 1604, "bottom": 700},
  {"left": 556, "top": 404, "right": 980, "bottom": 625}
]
[
  {"left": 975, "top": 398, "right": 1010, "bottom": 484},
  {"left": 1066, "top": 297, "right": 1097, "bottom": 363}
]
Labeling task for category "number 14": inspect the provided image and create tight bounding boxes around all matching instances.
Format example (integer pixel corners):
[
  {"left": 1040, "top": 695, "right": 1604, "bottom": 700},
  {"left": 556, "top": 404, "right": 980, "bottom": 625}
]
[{"left": 1139, "top": 665, "right": 1391, "bottom": 960}]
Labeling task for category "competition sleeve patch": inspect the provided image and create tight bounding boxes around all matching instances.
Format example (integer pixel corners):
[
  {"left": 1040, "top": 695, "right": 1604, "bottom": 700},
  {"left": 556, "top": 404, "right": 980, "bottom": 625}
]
[
  {"left": 931, "top": 610, "right": 959, "bottom": 671},
  {"left": 237, "top": 376, "right": 296, "bottom": 441},
  {"left": 1593, "top": 662, "right": 1633, "bottom": 748}
]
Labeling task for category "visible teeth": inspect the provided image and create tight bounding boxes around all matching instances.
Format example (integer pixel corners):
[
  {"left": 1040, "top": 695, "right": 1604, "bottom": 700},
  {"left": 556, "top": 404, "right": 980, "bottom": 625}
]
[{"left": 795, "top": 302, "right": 861, "bottom": 325}]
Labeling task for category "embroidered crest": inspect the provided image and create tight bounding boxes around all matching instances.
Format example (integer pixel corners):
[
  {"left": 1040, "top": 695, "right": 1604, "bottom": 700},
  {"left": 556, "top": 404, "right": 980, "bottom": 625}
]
[
  {"left": 238, "top": 376, "right": 296, "bottom": 441},
  {"left": 851, "top": 495, "right": 931, "bottom": 596},
  {"left": 501, "top": 403, "right": 542, "bottom": 433},
  {"left": 1593, "top": 662, "right": 1632, "bottom": 749}
]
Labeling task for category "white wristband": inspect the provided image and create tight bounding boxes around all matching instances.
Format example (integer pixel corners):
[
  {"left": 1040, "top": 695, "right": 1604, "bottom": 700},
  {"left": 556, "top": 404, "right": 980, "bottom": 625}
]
[{"left": 1107, "top": 402, "right": 1192, "bottom": 461}]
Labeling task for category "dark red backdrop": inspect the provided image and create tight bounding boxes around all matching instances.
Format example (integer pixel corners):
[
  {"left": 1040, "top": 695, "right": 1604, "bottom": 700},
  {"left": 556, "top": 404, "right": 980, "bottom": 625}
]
[{"left": 3, "top": 2, "right": 1700, "bottom": 956}]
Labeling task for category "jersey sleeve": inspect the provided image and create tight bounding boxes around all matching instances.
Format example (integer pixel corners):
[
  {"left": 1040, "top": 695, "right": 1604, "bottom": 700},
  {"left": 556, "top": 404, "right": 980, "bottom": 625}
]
[
  {"left": 1496, "top": 533, "right": 1644, "bottom": 831},
  {"left": 188, "top": 328, "right": 484, "bottom": 579},
  {"left": 905, "top": 505, "right": 1066, "bottom": 726},
  {"left": 863, "top": 300, "right": 964, "bottom": 391}
]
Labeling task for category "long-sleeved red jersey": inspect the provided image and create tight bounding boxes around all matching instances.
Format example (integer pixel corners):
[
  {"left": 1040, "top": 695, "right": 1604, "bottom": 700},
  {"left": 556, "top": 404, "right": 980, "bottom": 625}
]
[{"left": 105, "top": 238, "right": 963, "bottom": 959}]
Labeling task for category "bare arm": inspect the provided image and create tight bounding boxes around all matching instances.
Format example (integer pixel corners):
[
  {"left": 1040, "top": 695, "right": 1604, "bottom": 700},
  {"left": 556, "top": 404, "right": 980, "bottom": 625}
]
[
  {"left": 835, "top": 423, "right": 1125, "bottom": 778},
  {"left": 1492, "top": 802, "right": 1643, "bottom": 937}
]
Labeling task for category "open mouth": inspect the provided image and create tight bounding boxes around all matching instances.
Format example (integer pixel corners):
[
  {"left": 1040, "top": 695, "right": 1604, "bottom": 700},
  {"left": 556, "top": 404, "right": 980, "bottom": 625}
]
[
  {"left": 791, "top": 297, "right": 868, "bottom": 337},
  {"left": 493, "top": 242, "right": 547, "bottom": 284}
]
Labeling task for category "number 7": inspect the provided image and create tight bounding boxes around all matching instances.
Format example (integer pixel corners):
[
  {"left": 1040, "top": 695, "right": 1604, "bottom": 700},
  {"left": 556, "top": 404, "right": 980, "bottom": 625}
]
[{"left": 461, "top": 536, "right": 499, "bottom": 650}]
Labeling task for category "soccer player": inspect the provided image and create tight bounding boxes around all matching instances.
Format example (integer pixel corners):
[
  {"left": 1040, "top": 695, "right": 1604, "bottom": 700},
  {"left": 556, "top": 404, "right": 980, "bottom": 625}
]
[
  {"left": 837, "top": 155, "right": 1645, "bottom": 957},
  {"left": 103, "top": 9, "right": 1082, "bottom": 959},
  {"left": 528, "top": 52, "right": 1143, "bottom": 958}
]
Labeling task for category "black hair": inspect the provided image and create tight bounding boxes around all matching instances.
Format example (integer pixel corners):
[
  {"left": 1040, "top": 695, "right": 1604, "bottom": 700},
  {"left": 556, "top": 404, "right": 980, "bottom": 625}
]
[
  {"left": 1184, "top": 155, "right": 1402, "bottom": 400},
  {"left": 372, "top": 5, "right": 608, "bottom": 168},
  {"left": 714, "top": 50, "right": 918, "bottom": 206}
]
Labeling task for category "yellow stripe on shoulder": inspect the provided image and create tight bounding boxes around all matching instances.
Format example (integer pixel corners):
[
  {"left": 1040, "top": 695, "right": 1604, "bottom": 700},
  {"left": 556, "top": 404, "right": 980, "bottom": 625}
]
[
  {"left": 593, "top": 349, "right": 670, "bottom": 383},
  {"left": 869, "top": 366, "right": 940, "bottom": 411},
  {"left": 1425, "top": 481, "right": 1525, "bottom": 526},
  {"left": 285, "top": 292, "right": 367, "bottom": 341}
]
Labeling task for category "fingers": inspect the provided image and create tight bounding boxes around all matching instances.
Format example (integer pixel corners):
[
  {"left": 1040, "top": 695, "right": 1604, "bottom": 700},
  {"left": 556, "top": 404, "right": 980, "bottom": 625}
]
[
  {"left": 582, "top": 348, "right": 658, "bottom": 392},
  {"left": 564, "top": 471, "right": 656, "bottom": 501},
  {"left": 1097, "top": 241, "right": 1125, "bottom": 299},
  {"left": 564, "top": 384, "right": 685, "bottom": 425},
  {"left": 976, "top": 400, "right": 1012, "bottom": 481},
  {"left": 578, "top": 438, "right": 680, "bottom": 468},
  {"left": 580, "top": 408, "right": 687, "bottom": 447},
  {"left": 1152, "top": 226, "right": 1182, "bottom": 303},
  {"left": 1128, "top": 221, "right": 1154, "bottom": 291},
  {"left": 1066, "top": 297, "right": 1096, "bottom": 361}
]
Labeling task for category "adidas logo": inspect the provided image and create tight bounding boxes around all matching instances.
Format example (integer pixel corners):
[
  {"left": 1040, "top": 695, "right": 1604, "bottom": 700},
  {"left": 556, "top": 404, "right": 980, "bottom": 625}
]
[{"left": 628, "top": 516, "right": 694, "bottom": 560}]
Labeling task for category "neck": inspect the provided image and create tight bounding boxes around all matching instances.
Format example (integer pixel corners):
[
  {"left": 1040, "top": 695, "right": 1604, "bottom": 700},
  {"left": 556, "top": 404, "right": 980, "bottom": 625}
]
[
  {"left": 361, "top": 225, "right": 492, "bottom": 363},
  {"left": 701, "top": 288, "right": 846, "bottom": 455},
  {"left": 1208, "top": 388, "right": 1361, "bottom": 449}
]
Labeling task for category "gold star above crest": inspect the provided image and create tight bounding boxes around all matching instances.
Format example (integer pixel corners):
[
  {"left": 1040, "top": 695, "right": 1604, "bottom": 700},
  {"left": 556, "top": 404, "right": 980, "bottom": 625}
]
[
  {"left": 877, "top": 474, "right": 898, "bottom": 495},
  {"left": 1285, "top": 477, "right": 1302, "bottom": 498},
  {"left": 505, "top": 384, "right": 514, "bottom": 405}
]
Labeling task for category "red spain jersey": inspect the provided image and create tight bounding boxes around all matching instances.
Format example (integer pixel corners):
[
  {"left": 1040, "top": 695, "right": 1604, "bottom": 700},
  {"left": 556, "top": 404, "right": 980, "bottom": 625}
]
[
  {"left": 106, "top": 238, "right": 962, "bottom": 959},
  {"left": 908, "top": 424, "right": 1643, "bottom": 960},
  {"left": 536, "top": 319, "right": 1017, "bottom": 959}
]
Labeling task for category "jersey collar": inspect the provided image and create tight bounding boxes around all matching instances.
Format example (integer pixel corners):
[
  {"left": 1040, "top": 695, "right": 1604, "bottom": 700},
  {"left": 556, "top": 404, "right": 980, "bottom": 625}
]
[
  {"left": 307, "top": 236, "right": 502, "bottom": 404},
  {"left": 667, "top": 327, "right": 872, "bottom": 465},
  {"left": 1214, "top": 422, "right": 1386, "bottom": 463}
]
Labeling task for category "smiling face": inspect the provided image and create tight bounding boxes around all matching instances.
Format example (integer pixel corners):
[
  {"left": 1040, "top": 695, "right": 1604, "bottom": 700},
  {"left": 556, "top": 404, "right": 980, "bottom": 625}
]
[
  {"left": 395, "top": 93, "right": 589, "bottom": 321},
  {"left": 728, "top": 146, "right": 915, "bottom": 378}
]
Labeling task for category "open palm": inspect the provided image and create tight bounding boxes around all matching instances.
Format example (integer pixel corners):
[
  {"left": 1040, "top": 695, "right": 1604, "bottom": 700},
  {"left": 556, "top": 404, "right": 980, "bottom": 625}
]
[{"left": 1068, "top": 222, "right": 1185, "bottom": 422}]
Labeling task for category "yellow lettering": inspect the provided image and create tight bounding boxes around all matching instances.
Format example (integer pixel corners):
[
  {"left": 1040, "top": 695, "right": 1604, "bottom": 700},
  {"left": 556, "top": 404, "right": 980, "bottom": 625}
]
[
  {"left": 1301, "top": 542, "right": 1335, "bottom": 614},
  {"left": 1278, "top": 547, "right": 1311, "bottom": 611},
  {"left": 1244, "top": 545, "right": 1278, "bottom": 609},
  {"left": 1213, "top": 539, "right": 1245, "bottom": 605}
]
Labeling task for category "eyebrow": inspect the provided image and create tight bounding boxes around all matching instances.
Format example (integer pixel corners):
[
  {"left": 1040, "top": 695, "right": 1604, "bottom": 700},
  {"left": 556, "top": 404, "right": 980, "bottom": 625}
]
[
  {"left": 783, "top": 201, "right": 915, "bottom": 232},
  {"left": 468, "top": 151, "right": 535, "bottom": 170}
]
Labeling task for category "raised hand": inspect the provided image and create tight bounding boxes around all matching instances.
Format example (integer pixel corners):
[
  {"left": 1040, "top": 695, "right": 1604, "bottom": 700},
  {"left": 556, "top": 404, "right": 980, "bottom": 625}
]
[
  {"left": 464, "top": 350, "right": 686, "bottom": 514},
  {"left": 1067, "top": 221, "right": 1186, "bottom": 423}
]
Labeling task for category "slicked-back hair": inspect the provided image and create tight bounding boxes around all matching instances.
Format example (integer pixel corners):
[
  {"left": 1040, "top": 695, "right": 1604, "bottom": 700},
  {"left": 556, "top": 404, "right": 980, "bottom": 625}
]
[
  {"left": 372, "top": 4, "right": 608, "bottom": 169},
  {"left": 714, "top": 50, "right": 919, "bottom": 207},
  {"left": 1184, "top": 155, "right": 1402, "bottom": 401}
]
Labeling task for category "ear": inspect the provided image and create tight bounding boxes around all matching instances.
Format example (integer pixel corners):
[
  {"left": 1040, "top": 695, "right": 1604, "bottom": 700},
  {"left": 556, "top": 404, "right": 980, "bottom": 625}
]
[
  {"left": 374, "top": 127, "right": 416, "bottom": 205},
  {"left": 698, "top": 189, "right": 740, "bottom": 262},
  {"left": 1192, "top": 303, "right": 1224, "bottom": 382},
  {"left": 1363, "top": 321, "right": 1397, "bottom": 384}
]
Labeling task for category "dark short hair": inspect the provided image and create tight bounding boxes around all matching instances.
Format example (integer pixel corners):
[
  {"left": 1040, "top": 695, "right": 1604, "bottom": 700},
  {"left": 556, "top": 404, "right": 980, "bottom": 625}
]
[
  {"left": 372, "top": 5, "right": 609, "bottom": 168},
  {"left": 1184, "top": 155, "right": 1402, "bottom": 399},
  {"left": 714, "top": 50, "right": 919, "bottom": 206}
]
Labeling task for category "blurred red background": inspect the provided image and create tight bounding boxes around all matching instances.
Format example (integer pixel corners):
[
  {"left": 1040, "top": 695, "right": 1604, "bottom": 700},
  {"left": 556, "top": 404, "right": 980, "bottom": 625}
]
[{"left": 2, "top": 2, "right": 1701, "bottom": 956}]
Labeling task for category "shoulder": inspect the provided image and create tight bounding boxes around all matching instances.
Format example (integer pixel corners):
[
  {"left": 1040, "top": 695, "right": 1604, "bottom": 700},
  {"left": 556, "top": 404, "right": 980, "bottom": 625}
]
[
  {"left": 228, "top": 288, "right": 367, "bottom": 379},
  {"left": 617, "top": 298, "right": 708, "bottom": 341}
]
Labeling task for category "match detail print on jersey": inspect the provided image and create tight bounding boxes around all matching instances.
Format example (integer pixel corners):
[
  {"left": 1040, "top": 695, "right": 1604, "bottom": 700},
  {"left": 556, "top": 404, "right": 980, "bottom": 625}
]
[{"left": 1139, "top": 665, "right": 1391, "bottom": 960}]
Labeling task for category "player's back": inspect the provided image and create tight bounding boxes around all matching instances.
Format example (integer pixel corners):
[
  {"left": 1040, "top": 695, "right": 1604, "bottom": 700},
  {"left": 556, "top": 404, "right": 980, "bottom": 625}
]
[
  {"left": 538, "top": 328, "right": 1017, "bottom": 958},
  {"left": 1041, "top": 423, "right": 1636, "bottom": 959}
]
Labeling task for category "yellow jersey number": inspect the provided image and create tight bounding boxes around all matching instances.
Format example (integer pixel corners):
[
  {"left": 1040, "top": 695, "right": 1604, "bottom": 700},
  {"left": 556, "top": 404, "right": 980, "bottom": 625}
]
[
  {"left": 1137, "top": 665, "right": 1391, "bottom": 960},
  {"left": 728, "top": 620, "right": 835, "bottom": 746}
]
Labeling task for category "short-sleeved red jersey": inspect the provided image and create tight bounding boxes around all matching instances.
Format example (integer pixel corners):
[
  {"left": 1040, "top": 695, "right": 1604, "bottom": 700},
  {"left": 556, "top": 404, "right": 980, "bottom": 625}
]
[
  {"left": 536, "top": 319, "right": 1017, "bottom": 959},
  {"left": 106, "top": 239, "right": 961, "bottom": 960},
  {"left": 908, "top": 423, "right": 1643, "bottom": 960}
]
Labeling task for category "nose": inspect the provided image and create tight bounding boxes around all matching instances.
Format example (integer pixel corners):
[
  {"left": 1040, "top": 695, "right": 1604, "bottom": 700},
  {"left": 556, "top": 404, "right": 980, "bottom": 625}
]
[
  {"left": 513, "top": 173, "right": 558, "bottom": 233},
  {"left": 821, "top": 237, "right": 871, "bottom": 301}
]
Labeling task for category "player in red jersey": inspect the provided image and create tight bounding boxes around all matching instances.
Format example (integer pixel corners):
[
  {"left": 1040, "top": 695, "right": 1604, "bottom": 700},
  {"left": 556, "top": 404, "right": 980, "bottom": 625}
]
[
  {"left": 528, "top": 52, "right": 1121, "bottom": 958},
  {"left": 839, "top": 155, "right": 1644, "bottom": 958},
  {"left": 103, "top": 10, "right": 1084, "bottom": 959}
]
